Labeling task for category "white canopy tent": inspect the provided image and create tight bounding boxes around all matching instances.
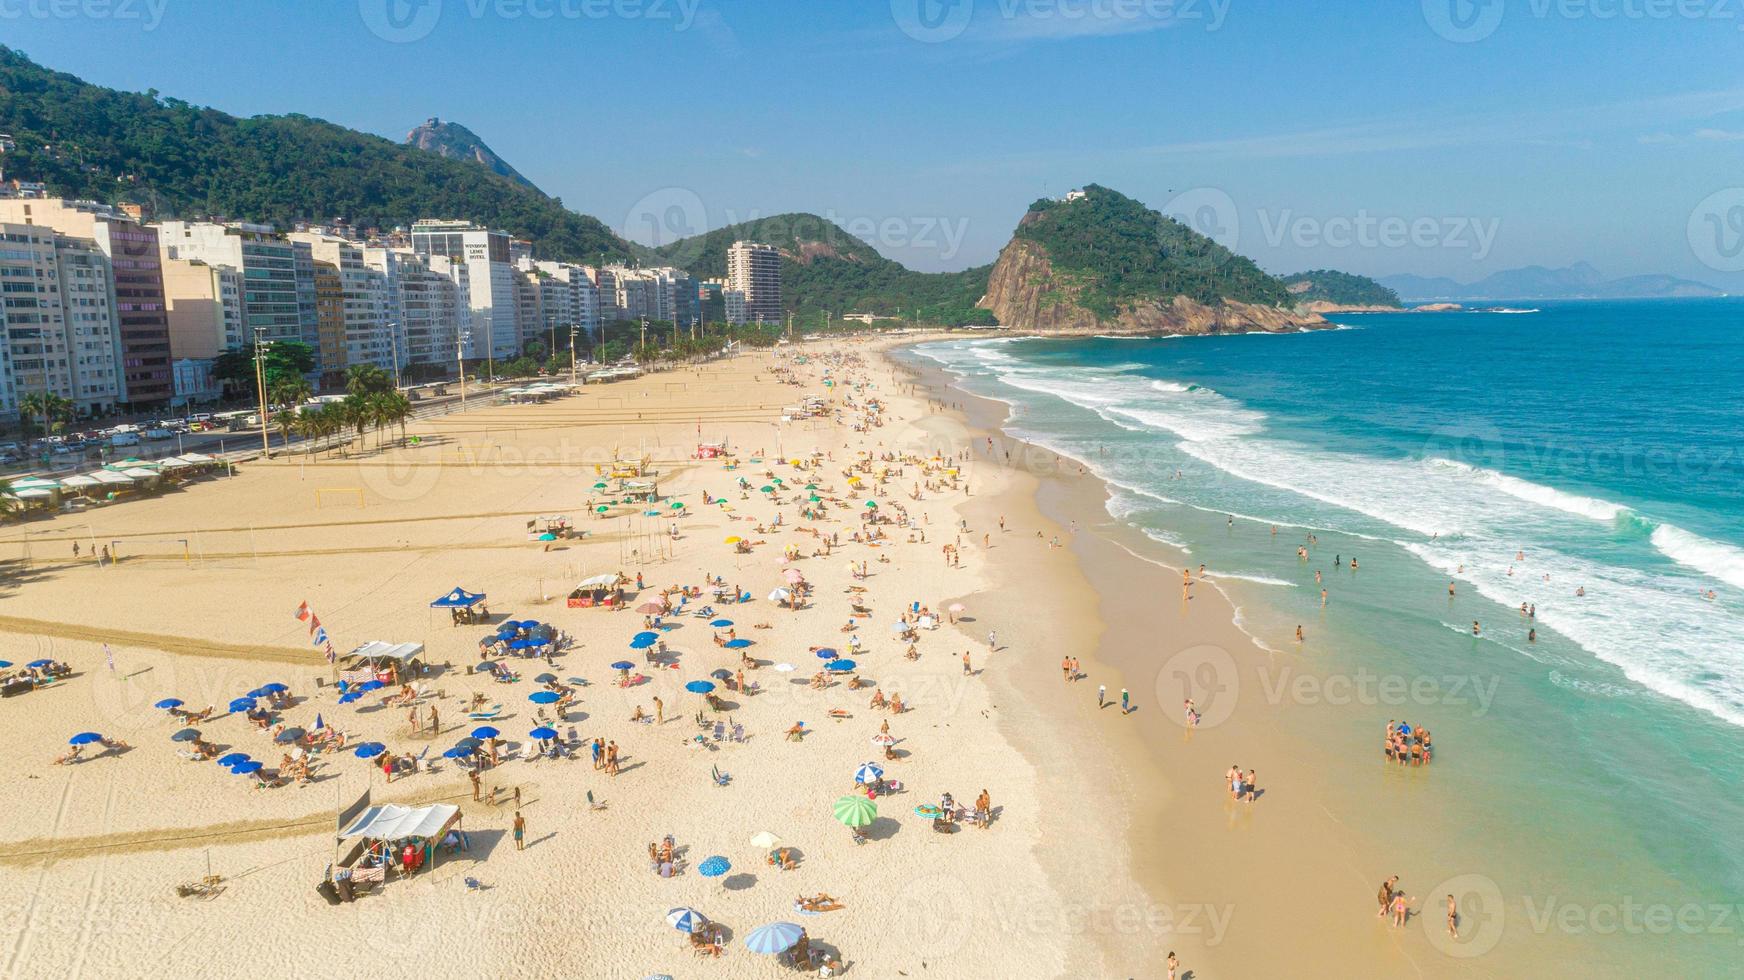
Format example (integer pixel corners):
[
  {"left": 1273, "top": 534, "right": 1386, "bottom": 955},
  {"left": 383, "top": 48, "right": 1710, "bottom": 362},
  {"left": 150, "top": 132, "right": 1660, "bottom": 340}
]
[
  {"left": 345, "top": 640, "right": 425, "bottom": 662},
  {"left": 576, "top": 573, "right": 620, "bottom": 589},
  {"left": 340, "top": 803, "right": 460, "bottom": 841}
]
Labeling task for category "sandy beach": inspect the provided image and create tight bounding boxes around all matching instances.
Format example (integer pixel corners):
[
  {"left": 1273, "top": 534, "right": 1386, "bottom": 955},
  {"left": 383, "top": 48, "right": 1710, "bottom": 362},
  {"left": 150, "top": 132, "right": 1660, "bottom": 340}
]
[
  {"left": 0, "top": 333, "right": 1627, "bottom": 980},
  {"left": 0, "top": 337, "right": 1163, "bottom": 980}
]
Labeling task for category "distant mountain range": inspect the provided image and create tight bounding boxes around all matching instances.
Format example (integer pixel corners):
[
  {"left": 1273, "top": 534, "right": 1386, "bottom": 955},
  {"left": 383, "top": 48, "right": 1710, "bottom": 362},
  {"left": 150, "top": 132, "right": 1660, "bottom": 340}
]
[
  {"left": 404, "top": 117, "right": 536, "bottom": 190},
  {"left": 1380, "top": 263, "right": 1725, "bottom": 301}
]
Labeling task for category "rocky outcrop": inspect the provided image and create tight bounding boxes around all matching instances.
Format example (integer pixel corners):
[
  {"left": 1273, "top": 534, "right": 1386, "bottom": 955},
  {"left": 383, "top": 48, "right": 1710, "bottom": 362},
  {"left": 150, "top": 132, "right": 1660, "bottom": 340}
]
[
  {"left": 405, "top": 118, "right": 536, "bottom": 189},
  {"left": 1296, "top": 300, "right": 1402, "bottom": 314},
  {"left": 983, "top": 238, "right": 1329, "bottom": 336}
]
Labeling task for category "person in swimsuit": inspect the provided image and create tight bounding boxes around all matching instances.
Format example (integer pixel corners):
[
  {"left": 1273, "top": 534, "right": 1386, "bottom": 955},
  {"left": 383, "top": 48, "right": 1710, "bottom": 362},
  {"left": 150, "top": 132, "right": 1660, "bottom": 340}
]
[
  {"left": 1378, "top": 876, "right": 1399, "bottom": 917},
  {"left": 1446, "top": 894, "right": 1459, "bottom": 938}
]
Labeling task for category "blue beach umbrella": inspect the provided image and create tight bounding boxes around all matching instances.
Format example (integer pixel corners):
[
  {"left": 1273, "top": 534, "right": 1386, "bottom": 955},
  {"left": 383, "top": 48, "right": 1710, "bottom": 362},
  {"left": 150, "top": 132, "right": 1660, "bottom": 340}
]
[
  {"left": 709, "top": 619, "right": 733, "bottom": 628},
  {"left": 633, "top": 630, "right": 660, "bottom": 644},
  {"left": 228, "top": 697, "right": 256, "bottom": 713},
  {"left": 260, "top": 682, "right": 288, "bottom": 694},
  {"left": 534, "top": 672, "right": 558, "bottom": 683},
  {"left": 443, "top": 746, "right": 473, "bottom": 759},
  {"left": 275, "top": 727, "right": 306, "bottom": 744},
  {"left": 854, "top": 761, "right": 885, "bottom": 784},
  {"left": 697, "top": 855, "right": 731, "bottom": 878},
  {"left": 509, "top": 639, "right": 533, "bottom": 650},
  {"left": 27, "top": 659, "right": 53, "bottom": 668},
  {"left": 666, "top": 907, "right": 708, "bottom": 933},
  {"left": 629, "top": 635, "right": 658, "bottom": 650},
  {"left": 826, "top": 659, "right": 856, "bottom": 672},
  {"left": 520, "top": 621, "right": 541, "bottom": 630},
  {"left": 247, "top": 688, "right": 268, "bottom": 699},
  {"left": 743, "top": 922, "right": 803, "bottom": 955},
  {"left": 471, "top": 726, "right": 500, "bottom": 739},
  {"left": 68, "top": 732, "right": 103, "bottom": 745},
  {"left": 216, "top": 752, "right": 250, "bottom": 767},
  {"left": 529, "top": 726, "right": 558, "bottom": 740},
  {"left": 724, "top": 639, "right": 751, "bottom": 649},
  {"left": 339, "top": 691, "right": 364, "bottom": 704},
  {"left": 358, "top": 680, "right": 385, "bottom": 692},
  {"left": 684, "top": 680, "right": 716, "bottom": 694},
  {"left": 529, "top": 691, "right": 560, "bottom": 704},
  {"left": 610, "top": 661, "right": 636, "bottom": 671},
  {"left": 455, "top": 737, "right": 483, "bottom": 750},
  {"left": 0, "top": 661, "right": 10, "bottom": 669},
  {"left": 230, "top": 760, "right": 264, "bottom": 776},
  {"left": 154, "top": 698, "right": 184, "bottom": 710},
  {"left": 170, "top": 728, "right": 201, "bottom": 742},
  {"left": 814, "top": 648, "right": 837, "bottom": 658},
  {"left": 353, "top": 742, "right": 387, "bottom": 759}
]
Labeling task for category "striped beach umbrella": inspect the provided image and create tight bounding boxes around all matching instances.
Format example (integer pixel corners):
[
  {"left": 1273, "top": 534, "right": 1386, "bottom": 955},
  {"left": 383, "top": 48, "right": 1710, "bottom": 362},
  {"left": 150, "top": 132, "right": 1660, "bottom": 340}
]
[
  {"left": 665, "top": 907, "right": 708, "bottom": 934},
  {"left": 743, "top": 921, "right": 803, "bottom": 955},
  {"left": 832, "top": 795, "right": 877, "bottom": 827},
  {"left": 853, "top": 762, "right": 884, "bottom": 784}
]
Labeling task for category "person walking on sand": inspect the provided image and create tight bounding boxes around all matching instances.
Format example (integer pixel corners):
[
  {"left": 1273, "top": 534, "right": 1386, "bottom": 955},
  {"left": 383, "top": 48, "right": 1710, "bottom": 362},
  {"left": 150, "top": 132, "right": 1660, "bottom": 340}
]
[
  {"left": 987, "top": 629, "right": 997, "bottom": 651},
  {"left": 962, "top": 651, "right": 972, "bottom": 676},
  {"left": 513, "top": 811, "right": 526, "bottom": 851},
  {"left": 1098, "top": 685, "right": 1106, "bottom": 708},
  {"left": 1120, "top": 688, "right": 1130, "bottom": 714},
  {"left": 654, "top": 696, "right": 664, "bottom": 724},
  {"left": 427, "top": 705, "right": 439, "bottom": 735},
  {"left": 1245, "top": 769, "right": 1258, "bottom": 803},
  {"left": 1391, "top": 890, "right": 1413, "bottom": 927},
  {"left": 470, "top": 768, "right": 481, "bottom": 801},
  {"left": 1446, "top": 894, "right": 1459, "bottom": 939},
  {"left": 1377, "top": 876, "right": 1399, "bottom": 917},
  {"left": 1166, "top": 952, "right": 1178, "bottom": 980}
]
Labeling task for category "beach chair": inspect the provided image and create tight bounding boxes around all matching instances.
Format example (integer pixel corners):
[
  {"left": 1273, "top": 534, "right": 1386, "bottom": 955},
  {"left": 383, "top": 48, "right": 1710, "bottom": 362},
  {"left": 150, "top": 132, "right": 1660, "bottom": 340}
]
[
  {"left": 710, "top": 765, "right": 731, "bottom": 787},
  {"left": 712, "top": 721, "right": 725, "bottom": 742},
  {"left": 467, "top": 704, "right": 503, "bottom": 721}
]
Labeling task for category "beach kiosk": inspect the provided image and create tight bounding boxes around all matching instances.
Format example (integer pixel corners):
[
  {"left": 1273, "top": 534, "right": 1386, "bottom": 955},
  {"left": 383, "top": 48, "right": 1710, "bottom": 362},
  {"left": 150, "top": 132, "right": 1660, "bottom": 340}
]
[
  {"left": 339, "top": 641, "right": 426, "bottom": 686},
  {"left": 326, "top": 803, "right": 465, "bottom": 901},
  {"left": 567, "top": 572, "right": 623, "bottom": 609},
  {"left": 695, "top": 441, "right": 729, "bottom": 460}
]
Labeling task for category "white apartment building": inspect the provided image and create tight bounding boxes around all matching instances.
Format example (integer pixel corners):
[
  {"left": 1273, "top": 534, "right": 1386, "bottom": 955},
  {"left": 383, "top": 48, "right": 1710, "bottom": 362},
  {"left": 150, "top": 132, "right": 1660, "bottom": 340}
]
[
  {"left": 410, "top": 220, "right": 520, "bottom": 363},
  {"left": 363, "top": 247, "right": 461, "bottom": 370},
  {"left": 0, "top": 223, "right": 123, "bottom": 419},
  {"left": 727, "top": 240, "right": 782, "bottom": 323},
  {"left": 723, "top": 288, "right": 748, "bottom": 326}
]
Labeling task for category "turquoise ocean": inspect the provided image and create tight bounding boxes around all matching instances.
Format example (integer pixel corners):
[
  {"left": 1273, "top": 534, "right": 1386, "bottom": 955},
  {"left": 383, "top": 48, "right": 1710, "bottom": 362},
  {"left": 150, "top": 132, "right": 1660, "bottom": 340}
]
[{"left": 912, "top": 299, "right": 1744, "bottom": 965}]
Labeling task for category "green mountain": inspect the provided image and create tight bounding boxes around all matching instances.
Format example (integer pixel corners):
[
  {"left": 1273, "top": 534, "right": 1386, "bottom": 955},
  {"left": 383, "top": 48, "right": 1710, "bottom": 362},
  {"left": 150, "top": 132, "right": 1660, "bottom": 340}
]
[
  {"left": 1281, "top": 269, "right": 1402, "bottom": 309},
  {"left": 653, "top": 213, "right": 996, "bottom": 326},
  {"left": 0, "top": 47, "right": 640, "bottom": 264},
  {"left": 984, "top": 185, "right": 1324, "bottom": 335}
]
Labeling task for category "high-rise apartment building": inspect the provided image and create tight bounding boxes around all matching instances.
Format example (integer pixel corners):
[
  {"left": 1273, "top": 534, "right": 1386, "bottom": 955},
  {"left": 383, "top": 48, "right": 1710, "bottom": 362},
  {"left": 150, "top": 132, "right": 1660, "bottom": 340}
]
[
  {"left": 290, "top": 233, "right": 394, "bottom": 375},
  {"left": 0, "top": 223, "right": 124, "bottom": 419},
  {"left": 0, "top": 198, "right": 173, "bottom": 407},
  {"left": 410, "top": 220, "right": 519, "bottom": 363},
  {"left": 157, "top": 221, "right": 316, "bottom": 364},
  {"left": 727, "top": 240, "right": 781, "bottom": 323}
]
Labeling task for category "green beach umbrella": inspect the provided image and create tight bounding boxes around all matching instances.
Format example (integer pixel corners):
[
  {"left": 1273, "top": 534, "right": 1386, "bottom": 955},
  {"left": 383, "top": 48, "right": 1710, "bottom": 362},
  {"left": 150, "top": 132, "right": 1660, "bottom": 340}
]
[
  {"left": 670, "top": 501, "right": 685, "bottom": 509},
  {"left": 832, "top": 795, "right": 877, "bottom": 828},
  {"left": 596, "top": 505, "right": 609, "bottom": 513},
  {"left": 760, "top": 485, "right": 774, "bottom": 493},
  {"left": 804, "top": 483, "right": 818, "bottom": 490},
  {"left": 809, "top": 495, "right": 821, "bottom": 503},
  {"left": 772, "top": 477, "right": 784, "bottom": 484},
  {"left": 865, "top": 500, "right": 878, "bottom": 509},
  {"left": 593, "top": 482, "right": 608, "bottom": 489}
]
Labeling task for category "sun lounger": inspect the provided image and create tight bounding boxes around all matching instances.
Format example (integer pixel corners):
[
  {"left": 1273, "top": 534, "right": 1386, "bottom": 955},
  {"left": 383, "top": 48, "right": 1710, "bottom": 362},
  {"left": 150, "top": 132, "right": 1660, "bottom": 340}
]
[{"left": 467, "top": 705, "right": 503, "bottom": 720}]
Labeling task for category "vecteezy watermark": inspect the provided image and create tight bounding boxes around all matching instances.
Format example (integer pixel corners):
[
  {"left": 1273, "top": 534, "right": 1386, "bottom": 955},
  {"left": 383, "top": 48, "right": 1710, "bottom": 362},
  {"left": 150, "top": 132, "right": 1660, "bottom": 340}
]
[
  {"left": 0, "top": 0, "right": 168, "bottom": 31},
  {"left": 359, "top": 0, "right": 703, "bottom": 43},
  {"left": 622, "top": 186, "right": 710, "bottom": 268},
  {"left": 1257, "top": 210, "right": 1501, "bottom": 261},
  {"left": 1424, "top": 0, "right": 1744, "bottom": 42},
  {"left": 1688, "top": 188, "right": 1744, "bottom": 273},
  {"left": 892, "top": 0, "right": 1230, "bottom": 43},
  {"left": 1422, "top": 872, "right": 1744, "bottom": 958},
  {"left": 1152, "top": 643, "right": 1501, "bottom": 730}
]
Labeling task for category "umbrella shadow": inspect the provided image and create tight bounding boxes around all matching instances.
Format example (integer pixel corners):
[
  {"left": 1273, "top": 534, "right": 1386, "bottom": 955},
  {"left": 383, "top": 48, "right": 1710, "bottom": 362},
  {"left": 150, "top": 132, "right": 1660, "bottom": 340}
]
[
  {"left": 722, "top": 872, "right": 757, "bottom": 891},
  {"left": 860, "top": 817, "right": 902, "bottom": 842}
]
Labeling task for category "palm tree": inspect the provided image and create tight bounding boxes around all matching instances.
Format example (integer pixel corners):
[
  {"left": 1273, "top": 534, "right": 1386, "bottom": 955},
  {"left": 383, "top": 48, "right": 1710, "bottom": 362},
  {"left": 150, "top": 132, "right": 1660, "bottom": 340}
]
[
  {"left": 272, "top": 407, "right": 300, "bottom": 448},
  {"left": 16, "top": 393, "right": 47, "bottom": 439},
  {"left": 346, "top": 364, "right": 393, "bottom": 398},
  {"left": 269, "top": 377, "right": 312, "bottom": 411}
]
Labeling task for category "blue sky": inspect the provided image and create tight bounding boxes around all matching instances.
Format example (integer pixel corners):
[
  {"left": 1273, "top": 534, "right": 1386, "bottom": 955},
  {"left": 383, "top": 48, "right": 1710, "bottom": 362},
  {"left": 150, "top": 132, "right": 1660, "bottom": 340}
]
[{"left": 7, "top": 0, "right": 1744, "bottom": 286}]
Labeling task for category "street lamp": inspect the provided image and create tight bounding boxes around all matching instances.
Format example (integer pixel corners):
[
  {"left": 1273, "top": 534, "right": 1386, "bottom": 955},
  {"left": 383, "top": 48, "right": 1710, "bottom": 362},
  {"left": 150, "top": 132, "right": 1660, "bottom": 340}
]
[
  {"left": 569, "top": 325, "right": 579, "bottom": 385},
  {"left": 457, "top": 328, "right": 470, "bottom": 409},
  {"left": 387, "top": 319, "right": 402, "bottom": 390},
  {"left": 252, "top": 326, "right": 271, "bottom": 454}
]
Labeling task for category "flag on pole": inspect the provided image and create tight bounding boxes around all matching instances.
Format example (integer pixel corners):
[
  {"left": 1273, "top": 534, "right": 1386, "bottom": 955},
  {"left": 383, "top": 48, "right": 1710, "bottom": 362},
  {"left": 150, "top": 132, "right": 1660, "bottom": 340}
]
[
  {"left": 294, "top": 601, "right": 310, "bottom": 622},
  {"left": 325, "top": 641, "right": 337, "bottom": 665},
  {"left": 308, "top": 614, "right": 322, "bottom": 637},
  {"left": 312, "top": 626, "right": 328, "bottom": 647}
]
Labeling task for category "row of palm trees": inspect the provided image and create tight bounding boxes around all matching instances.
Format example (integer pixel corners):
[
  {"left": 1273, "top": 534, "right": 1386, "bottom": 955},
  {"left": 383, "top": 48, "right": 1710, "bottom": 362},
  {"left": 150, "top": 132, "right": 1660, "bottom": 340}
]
[{"left": 268, "top": 366, "right": 413, "bottom": 455}]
